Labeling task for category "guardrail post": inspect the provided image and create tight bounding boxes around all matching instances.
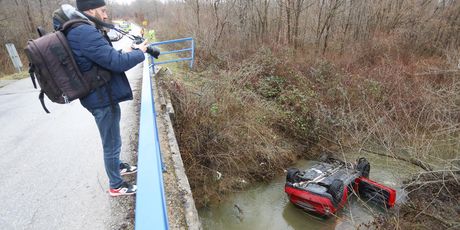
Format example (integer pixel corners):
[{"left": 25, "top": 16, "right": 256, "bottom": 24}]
[{"left": 190, "top": 39, "right": 195, "bottom": 69}]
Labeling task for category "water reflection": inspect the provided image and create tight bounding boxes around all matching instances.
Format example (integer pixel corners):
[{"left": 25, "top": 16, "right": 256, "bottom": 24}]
[{"left": 282, "top": 203, "right": 336, "bottom": 230}]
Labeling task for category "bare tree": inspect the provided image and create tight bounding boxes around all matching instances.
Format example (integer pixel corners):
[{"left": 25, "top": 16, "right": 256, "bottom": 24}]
[{"left": 2, "top": 0, "right": 459, "bottom": 76}]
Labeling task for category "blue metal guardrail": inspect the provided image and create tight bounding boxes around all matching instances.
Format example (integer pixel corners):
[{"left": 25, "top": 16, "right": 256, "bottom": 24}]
[
  {"left": 150, "top": 37, "right": 195, "bottom": 69},
  {"left": 135, "top": 38, "right": 194, "bottom": 230}
]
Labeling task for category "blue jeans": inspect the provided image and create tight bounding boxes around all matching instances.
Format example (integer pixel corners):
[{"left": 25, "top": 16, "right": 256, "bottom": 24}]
[{"left": 88, "top": 104, "right": 123, "bottom": 189}]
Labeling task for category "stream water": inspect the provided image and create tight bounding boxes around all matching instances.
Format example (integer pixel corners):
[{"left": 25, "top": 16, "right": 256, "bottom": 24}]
[{"left": 199, "top": 152, "right": 422, "bottom": 230}]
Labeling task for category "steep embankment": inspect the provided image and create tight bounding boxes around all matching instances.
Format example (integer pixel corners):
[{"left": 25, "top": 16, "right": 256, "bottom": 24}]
[{"left": 165, "top": 41, "right": 459, "bottom": 206}]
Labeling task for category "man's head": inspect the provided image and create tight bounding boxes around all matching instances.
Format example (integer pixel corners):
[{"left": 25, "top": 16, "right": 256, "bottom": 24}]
[{"left": 76, "top": 0, "right": 107, "bottom": 21}]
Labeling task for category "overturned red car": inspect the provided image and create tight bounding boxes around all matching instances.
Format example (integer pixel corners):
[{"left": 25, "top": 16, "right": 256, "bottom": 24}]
[{"left": 285, "top": 157, "right": 396, "bottom": 216}]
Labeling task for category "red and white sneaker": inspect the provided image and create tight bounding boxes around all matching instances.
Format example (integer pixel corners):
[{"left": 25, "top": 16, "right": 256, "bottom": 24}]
[
  {"left": 109, "top": 182, "right": 137, "bottom": 197},
  {"left": 120, "top": 162, "right": 137, "bottom": 176}
]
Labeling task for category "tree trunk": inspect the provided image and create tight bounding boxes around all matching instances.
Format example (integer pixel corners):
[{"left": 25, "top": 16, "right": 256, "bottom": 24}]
[
  {"left": 24, "top": 0, "right": 36, "bottom": 34},
  {"left": 195, "top": 0, "right": 200, "bottom": 30},
  {"left": 316, "top": 0, "right": 325, "bottom": 48},
  {"left": 286, "top": 0, "right": 292, "bottom": 45},
  {"left": 293, "top": 0, "right": 305, "bottom": 49},
  {"left": 322, "top": 21, "right": 331, "bottom": 54},
  {"left": 276, "top": 0, "right": 284, "bottom": 43},
  {"left": 39, "top": 0, "right": 45, "bottom": 26}
]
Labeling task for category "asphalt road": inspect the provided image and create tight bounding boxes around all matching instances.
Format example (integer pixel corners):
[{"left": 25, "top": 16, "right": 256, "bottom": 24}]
[{"left": 0, "top": 25, "right": 143, "bottom": 229}]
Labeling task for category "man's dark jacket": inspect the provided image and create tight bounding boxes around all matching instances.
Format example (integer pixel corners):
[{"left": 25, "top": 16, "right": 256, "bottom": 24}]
[{"left": 66, "top": 23, "right": 145, "bottom": 109}]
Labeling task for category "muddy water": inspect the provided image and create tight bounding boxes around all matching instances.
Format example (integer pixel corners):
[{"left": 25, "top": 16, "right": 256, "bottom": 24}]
[{"left": 199, "top": 153, "right": 421, "bottom": 230}]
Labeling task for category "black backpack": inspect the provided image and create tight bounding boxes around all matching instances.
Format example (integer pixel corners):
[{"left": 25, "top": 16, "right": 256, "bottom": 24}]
[{"left": 25, "top": 19, "right": 111, "bottom": 113}]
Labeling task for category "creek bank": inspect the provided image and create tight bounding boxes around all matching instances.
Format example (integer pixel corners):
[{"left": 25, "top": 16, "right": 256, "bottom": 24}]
[
  {"left": 160, "top": 45, "right": 460, "bottom": 228},
  {"left": 366, "top": 170, "right": 460, "bottom": 230}
]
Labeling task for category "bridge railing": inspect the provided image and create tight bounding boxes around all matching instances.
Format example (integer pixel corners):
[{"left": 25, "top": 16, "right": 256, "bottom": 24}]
[
  {"left": 135, "top": 38, "right": 195, "bottom": 230},
  {"left": 150, "top": 37, "right": 195, "bottom": 69}
]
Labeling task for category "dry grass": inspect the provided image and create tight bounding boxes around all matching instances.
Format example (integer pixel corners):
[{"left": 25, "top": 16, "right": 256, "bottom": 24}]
[
  {"left": 0, "top": 55, "right": 21, "bottom": 78},
  {"left": 0, "top": 71, "right": 29, "bottom": 81},
  {"left": 164, "top": 68, "right": 306, "bottom": 206}
]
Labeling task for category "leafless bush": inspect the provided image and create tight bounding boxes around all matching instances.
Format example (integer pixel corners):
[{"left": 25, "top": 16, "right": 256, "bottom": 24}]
[{"left": 366, "top": 170, "right": 460, "bottom": 229}]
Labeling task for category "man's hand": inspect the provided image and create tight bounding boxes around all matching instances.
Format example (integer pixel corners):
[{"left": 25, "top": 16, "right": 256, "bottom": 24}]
[{"left": 131, "top": 40, "right": 148, "bottom": 53}]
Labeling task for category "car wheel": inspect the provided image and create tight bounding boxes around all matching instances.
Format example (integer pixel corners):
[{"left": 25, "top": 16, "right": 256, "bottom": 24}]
[
  {"left": 356, "top": 157, "right": 370, "bottom": 178},
  {"left": 286, "top": 168, "right": 300, "bottom": 183},
  {"left": 328, "top": 179, "right": 344, "bottom": 204}
]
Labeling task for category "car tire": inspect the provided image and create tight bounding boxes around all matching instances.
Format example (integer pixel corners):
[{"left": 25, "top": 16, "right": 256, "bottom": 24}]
[
  {"left": 286, "top": 168, "right": 300, "bottom": 183},
  {"left": 319, "top": 153, "right": 334, "bottom": 163},
  {"left": 356, "top": 157, "right": 370, "bottom": 178},
  {"left": 328, "top": 179, "right": 344, "bottom": 204}
]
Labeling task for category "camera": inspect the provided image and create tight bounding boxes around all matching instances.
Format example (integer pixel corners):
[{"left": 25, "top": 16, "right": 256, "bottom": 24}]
[
  {"left": 108, "top": 24, "right": 160, "bottom": 59},
  {"left": 133, "top": 36, "right": 160, "bottom": 59}
]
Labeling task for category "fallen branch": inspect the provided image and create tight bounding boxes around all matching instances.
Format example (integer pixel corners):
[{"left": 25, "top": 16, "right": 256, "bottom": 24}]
[{"left": 405, "top": 178, "right": 458, "bottom": 186}]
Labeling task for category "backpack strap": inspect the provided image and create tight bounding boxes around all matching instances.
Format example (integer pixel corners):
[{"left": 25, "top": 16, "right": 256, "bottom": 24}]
[
  {"left": 61, "top": 19, "right": 92, "bottom": 35},
  {"left": 104, "top": 77, "right": 116, "bottom": 113},
  {"left": 29, "top": 64, "right": 37, "bottom": 89},
  {"left": 39, "top": 90, "right": 51, "bottom": 114},
  {"left": 60, "top": 18, "right": 116, "bottom": 111},
  {"left": 36, "top": 26, "right": 47, "bottom": 37}
]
